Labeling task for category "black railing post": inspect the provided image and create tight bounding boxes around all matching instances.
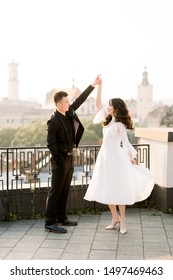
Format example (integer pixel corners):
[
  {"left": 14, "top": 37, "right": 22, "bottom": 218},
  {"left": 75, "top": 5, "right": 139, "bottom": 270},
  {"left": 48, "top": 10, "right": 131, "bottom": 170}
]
[
  {"left": 5, "top": 148, "right": 10, "bottom": 219},
  {"left": 6, "top": 148, "right": 9, "bottom": 191},
  {"left": 148, "top": 144, "right": 150, "bottom": 169}
]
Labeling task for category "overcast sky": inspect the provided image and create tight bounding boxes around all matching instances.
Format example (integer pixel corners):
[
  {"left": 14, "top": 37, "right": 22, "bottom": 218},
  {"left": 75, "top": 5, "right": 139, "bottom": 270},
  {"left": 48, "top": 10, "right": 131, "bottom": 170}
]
[{"left": 0, "top": 0, "right": 173, "bottom": 104}]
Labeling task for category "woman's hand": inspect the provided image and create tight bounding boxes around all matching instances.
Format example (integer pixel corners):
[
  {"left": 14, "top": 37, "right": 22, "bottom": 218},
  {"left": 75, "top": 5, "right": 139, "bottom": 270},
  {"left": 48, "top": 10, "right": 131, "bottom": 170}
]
[
  {"left": 97, "top": 77, "right": 102, "bottom": 87},
  {"left": 130, "top": 158, "right": 136, "bottom": 165}
]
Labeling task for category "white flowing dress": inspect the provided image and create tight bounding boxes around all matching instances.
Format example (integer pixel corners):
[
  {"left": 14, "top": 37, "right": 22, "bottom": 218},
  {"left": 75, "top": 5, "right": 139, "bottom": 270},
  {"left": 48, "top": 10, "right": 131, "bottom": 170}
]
[{"left": 84, "top": 108, "right": 154, "bottom": 205}]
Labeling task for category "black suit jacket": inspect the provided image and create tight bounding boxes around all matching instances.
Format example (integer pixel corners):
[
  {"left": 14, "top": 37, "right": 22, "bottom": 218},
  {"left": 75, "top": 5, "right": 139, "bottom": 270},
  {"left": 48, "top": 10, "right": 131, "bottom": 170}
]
[{"left": 47, "top": 85, "right": 94, "bottom": 170}]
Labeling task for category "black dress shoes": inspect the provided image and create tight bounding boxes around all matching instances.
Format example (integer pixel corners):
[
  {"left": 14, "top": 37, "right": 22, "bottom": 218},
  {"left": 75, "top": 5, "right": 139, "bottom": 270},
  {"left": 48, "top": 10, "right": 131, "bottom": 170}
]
[
  {"left": 45, "top": 224, "right": 67, "bottom": 233},
  {"left": 58, "top": 219, "right": 78, "bottom": 226}
]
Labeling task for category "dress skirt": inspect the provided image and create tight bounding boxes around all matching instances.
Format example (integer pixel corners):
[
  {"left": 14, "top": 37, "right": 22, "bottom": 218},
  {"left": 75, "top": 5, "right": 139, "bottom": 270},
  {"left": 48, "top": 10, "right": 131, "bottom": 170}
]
[{"left": 84, "top": 112, "right": 154, "bottom": 205}]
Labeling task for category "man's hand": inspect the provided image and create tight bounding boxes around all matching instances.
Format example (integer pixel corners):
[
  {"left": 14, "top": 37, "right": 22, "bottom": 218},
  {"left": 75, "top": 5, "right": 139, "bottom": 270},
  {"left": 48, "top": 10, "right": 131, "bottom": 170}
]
[{"left": 91, "top": 74, "right": 101, "bottom": 87}]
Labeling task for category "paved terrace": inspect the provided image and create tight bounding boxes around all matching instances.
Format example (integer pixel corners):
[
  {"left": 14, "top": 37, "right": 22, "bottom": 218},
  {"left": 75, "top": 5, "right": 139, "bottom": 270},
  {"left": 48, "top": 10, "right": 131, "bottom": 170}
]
[{"left": 0, "top": 208, "right": 173, "bottom": 260}]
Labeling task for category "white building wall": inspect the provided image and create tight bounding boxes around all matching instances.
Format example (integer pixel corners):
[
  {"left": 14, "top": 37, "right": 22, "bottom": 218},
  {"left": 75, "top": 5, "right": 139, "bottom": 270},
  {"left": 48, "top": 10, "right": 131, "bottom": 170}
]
[
  {"left": 137, "top": 85, "right": 153, "bottom": 121},
  {"left": 135, "top": 127, "right": 173, "bottom": 188}
]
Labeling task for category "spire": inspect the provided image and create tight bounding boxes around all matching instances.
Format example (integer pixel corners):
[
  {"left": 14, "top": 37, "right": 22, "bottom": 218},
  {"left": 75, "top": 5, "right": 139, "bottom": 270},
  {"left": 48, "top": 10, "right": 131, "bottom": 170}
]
[
  {"left": 72, "top": 78, "right": 75, "bottom": 88},
  {"left": 141, "top": 66, "right": 149, "bottom": 86}
]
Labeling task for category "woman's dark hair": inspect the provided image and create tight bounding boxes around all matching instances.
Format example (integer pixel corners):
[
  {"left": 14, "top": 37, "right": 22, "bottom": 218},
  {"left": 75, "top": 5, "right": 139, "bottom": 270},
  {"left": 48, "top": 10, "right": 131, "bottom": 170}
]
[
  {"left": 103, "top": 98, "right": 134, "bottom": 130},
  {"left": 54, "top": 91, "right": 68, "bottom": 104}
]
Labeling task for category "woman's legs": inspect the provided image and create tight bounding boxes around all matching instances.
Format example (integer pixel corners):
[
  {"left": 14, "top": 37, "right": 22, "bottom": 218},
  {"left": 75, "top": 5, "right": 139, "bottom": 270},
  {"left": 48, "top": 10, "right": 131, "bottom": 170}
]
[
  {"left": 118, "top": 205, "right": 127, "bottom": 234},
  {"left": 118, "top": 205, "right": 126, "bottom": 218},
  {"left": 105, "top": 204, "right": 120, "bottom": 229}
]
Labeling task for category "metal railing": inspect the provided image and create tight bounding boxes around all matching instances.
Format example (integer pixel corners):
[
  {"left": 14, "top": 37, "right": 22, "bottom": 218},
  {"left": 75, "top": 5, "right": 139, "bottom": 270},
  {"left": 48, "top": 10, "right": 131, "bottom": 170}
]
[
  {"left": 0, "top": 144, "right": 150, "bottom": 219},
  {"left": 0, "top": 144, "right": 150, "bottom": 191}
]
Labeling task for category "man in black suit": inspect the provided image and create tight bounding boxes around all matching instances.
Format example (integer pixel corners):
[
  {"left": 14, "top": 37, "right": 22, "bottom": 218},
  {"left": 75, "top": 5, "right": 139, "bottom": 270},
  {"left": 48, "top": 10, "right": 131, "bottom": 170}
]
[{"left": 45, "top": 75, "right": 100, "bottom": 233}]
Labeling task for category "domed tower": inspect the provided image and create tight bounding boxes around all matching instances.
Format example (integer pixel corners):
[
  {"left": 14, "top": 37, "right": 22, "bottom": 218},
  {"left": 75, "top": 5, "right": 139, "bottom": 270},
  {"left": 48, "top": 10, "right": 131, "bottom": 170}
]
[
  {"left": 44, "top": 78, "right": 81, "bottom": 109},
  {"left": 136, "top": 67, "right": 153, "bottom": 122}
]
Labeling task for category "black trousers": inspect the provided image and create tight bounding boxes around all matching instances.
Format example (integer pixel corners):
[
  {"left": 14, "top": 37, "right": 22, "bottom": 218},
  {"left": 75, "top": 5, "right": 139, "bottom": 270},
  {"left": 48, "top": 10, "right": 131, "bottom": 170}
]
[{"left": 45, "top": 156, "right": 74, "bottom": 226}]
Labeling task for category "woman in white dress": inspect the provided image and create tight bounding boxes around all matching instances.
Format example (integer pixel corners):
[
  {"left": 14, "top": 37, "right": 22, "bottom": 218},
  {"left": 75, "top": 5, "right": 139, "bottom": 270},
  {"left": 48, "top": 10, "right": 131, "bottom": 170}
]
[{"left": 84, "top": 78, "right": 154, "bottom": 234}]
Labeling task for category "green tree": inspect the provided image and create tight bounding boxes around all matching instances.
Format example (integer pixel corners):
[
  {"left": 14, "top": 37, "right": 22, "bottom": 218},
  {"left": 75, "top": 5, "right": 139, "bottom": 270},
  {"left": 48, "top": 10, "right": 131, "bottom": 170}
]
[
  {"left": 80, "top": 116, "right": 102, "bottom": 144},
  {"left": 160, "top": 106, "right": 173, "bottom": 127},
  {"left": 0, "top": 127, "right": 18, "bottom": 147},
  {"left": 11, "top": 121, "right": 47, "bottom": 147}
]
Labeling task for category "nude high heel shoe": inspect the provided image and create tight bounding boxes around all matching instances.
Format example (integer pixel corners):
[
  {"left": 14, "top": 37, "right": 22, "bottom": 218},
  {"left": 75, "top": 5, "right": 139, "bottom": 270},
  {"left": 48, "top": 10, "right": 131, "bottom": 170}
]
[
  {"left": 120, "top": 218, "right": 127, "bottom": 234},
  {"left": 105, "top": 216, "right": 120, "bottom": 230}
]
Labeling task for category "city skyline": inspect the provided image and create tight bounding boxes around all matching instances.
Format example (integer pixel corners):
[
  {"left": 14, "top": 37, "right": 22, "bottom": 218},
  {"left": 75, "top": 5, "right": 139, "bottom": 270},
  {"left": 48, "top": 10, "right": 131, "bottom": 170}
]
[{"left": 0, "top": 0, "right": 173, "bottom": 104}]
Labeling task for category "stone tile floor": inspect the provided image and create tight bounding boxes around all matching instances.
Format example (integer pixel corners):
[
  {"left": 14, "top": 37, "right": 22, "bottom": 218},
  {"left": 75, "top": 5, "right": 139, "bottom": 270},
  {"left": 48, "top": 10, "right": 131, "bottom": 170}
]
[{"left": 0, "top": 208, "right": 173, "bottom": 260}]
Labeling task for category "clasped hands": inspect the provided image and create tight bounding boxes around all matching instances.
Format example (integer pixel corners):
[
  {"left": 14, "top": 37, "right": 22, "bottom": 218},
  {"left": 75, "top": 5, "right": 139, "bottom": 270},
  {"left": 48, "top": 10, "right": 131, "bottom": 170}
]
[{"left": 91, "top": 74, "right": 102, "bottom": 87}]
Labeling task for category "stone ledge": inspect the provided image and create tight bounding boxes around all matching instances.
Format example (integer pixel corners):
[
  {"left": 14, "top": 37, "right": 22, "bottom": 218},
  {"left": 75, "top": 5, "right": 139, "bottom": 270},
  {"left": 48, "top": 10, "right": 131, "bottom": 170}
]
[{"left": 135, "top": 127, "right": 173, "bottom": 142}]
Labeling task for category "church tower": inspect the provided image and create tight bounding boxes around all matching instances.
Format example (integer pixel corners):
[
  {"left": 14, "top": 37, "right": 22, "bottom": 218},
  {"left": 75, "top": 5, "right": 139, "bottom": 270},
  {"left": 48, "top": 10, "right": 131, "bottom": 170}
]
[
  {"left": 136, "top": 67, "right": 153, "bottom": 122},
  {"left": 8, "top": 60, "right": 19, "bottom": 100}
]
